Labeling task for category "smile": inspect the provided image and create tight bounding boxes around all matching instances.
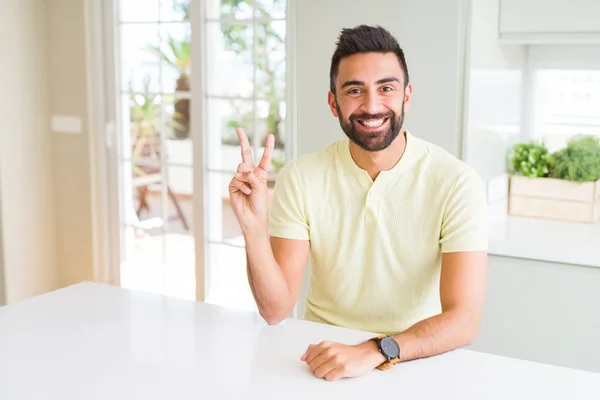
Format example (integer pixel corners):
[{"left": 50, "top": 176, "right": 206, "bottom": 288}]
[{"left": 357, "top": 118, "right": 389, "bottom": 128}]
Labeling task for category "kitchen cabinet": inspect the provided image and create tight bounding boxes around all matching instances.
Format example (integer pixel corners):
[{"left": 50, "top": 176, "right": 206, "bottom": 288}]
[{"left": 499, "top": 0, "right": 600, "bottom": 43}]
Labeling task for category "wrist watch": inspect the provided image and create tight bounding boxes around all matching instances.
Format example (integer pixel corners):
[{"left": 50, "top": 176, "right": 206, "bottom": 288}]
[{"left": 372, "top": 335, "right": 401, "bottom": 370}]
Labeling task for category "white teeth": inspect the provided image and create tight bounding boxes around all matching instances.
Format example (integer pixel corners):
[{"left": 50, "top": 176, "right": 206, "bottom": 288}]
[{"left": 360, "top": 119, "right": 385, "bottom": 127}]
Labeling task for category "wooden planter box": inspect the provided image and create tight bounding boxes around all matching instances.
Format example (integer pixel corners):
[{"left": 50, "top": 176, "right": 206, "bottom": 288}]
[{"left": 508, "top": 175, "right": 600, "bottom": 223}]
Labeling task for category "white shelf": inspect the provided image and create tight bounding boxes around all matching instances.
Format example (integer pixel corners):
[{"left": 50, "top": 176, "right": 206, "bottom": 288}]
[{"left": 488, "top": 200, "right": 600, "bottom": 268}]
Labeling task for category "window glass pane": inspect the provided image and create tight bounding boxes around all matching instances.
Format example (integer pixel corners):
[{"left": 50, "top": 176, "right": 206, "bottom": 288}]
[
  {"left": 534, "top": 70, "right": 600, "bottom": 151},
  {"left": 121, "top": 226, "right": 194, "bottom": 302},
  {"left": 205, "top": 0, "right": 254, "bottom": 20},
  {"left": 164, "top": 165, "right": 193, "bottom": 232},
  {"left": 126, "top": 92, "right": 162, "bottom": 160},
  {"left": 159, "top": 23, "right": 192, "bottom": 94},
  {"left": 206, "top": 243, "right": 257, "bottom": 312},
  {"left": 205, "top": 171, "right": 275, "bottom": 244},
  {"left": 127, "top": 92, "right": 162, "bottom": 160},
  {"left": 120, "top": 0, "right": 159, "bottom": 22},
  {"left": 256, "top": 99, "right": 286, "bottom": 173},
  {"left": 206, "top": 98, "right": 255, "bottom": 171},
  {"left": 120, "top": 24, "right": 160, "bottom": 92},
  {"left": 255, "top": 21, "right": 286, "bottom": 99},
  {"left": 206, "top": 172, "right": 238, "bottom": 243},
  {"left": 255, "top": 0, "right": 286, "bottom": 19},
  {"left": 120, "top": 228, "right": 165, "bottom": 294},
  {"left": 160, "top": 0, "right": 190, "bottom": 21},
  {"left": 206, "top": 23, "right": 254, "bottom": 98},
  {"left": 131, "top": 161, "right": 166, "bottom": 231},
  {"left": 163, "top": 94, "right": 192, "bottom": 143},
  {"left": 163, "top": 233, "right": 195, "bottom": 300}
]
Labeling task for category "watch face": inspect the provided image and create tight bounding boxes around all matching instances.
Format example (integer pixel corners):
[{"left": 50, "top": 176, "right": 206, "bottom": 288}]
[{"left": 380, "top": 337, "right": 400, "bottom": 359}]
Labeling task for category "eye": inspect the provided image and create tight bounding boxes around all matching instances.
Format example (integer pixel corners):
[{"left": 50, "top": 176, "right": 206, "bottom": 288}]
[
  {"left": 347, "top": 88, "right": 362, "bottom": 95},
  {"left": 381, "top": 86, "right": 394, "bottom": 92}
]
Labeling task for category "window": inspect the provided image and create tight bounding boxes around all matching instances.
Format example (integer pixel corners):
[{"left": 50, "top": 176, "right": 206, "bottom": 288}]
[
  {"left": 117, "top": 0, "right": 196, "bottom": 300},
  {"left": 203, "top": 0, "right": 287, "bottom": 173},
  {"left": 202, "top": 0, "right": 289, "bottom": 310},
  {"left": 112, "top": 0, "right": 290, "bottom": 309},
  {"left": 531, "top": 70, "right": 600, "bottom": 151},
  {"left": 526, "top": 46, "right": 600, "bottom": 151}
]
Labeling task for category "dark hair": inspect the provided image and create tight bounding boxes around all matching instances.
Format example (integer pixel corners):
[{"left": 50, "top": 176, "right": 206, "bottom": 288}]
[{"left": 329, "top": 25, "right": 409, "bottom": 94}]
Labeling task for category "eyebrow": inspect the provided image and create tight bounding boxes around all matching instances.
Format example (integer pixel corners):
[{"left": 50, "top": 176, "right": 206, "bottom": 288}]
[{"left": 340, "top": 77, "right": 400, "bottom": 89}]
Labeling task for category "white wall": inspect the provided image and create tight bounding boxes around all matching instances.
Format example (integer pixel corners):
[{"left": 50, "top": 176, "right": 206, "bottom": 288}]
[
  {"left": 463, "top": 0, "right": 526, "bottom": 182},
  {"left": 295, "top": 0, "right": 469, "bottom": 158},
  {"left": 469, "top": 256, "right": 600, "bottom": 373},
  {"left": 48, "top": 0, "right": 95, "bottom": 287},
  {"left": 0, "top": 0, "right": 58, "bottom": 303}
]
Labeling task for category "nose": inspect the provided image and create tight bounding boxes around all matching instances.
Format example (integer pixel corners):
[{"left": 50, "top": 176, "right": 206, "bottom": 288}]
[{"left": 361, "top": 91, "right": 382, "bottom": 115}]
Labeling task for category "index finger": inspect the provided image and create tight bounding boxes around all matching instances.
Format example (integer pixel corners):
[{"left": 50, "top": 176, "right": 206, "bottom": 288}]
[
  {"left": 258, "top": 134, "right": 275, "bottom": 171},
  {"left": 301, "top": 344, "right": 315, "bottom": 361},
  {"left": 306, "top": 344, "right": 326, "bottom": 364},
  {"left": 236, "top": 127, "right": 253, "bottom": 165}
]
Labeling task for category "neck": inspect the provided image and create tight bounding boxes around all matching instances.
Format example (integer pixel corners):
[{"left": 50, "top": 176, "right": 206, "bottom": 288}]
[{"left": 349, "top": 131, "right": 407, "bottom": 181}]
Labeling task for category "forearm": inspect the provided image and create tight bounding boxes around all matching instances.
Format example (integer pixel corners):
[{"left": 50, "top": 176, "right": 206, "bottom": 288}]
[
  {"left": 390, "top": 308, "right": 480, "bottom": 362},
  {"left": 244, "top": 231, "right": 293, "bottom": 323}
]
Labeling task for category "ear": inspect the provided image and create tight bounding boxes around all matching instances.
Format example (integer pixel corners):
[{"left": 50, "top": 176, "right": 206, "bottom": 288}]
[
  {"left": 403, "top": 83, "right": 413, "bottom": 112},
  {"left": 328, "top": 91, "right": 339, "bottom": 117}
]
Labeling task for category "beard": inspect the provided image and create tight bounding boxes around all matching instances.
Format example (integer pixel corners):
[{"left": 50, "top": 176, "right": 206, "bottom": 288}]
[{"left": 336, "top": 99, "right": 404, "bottom": 152}]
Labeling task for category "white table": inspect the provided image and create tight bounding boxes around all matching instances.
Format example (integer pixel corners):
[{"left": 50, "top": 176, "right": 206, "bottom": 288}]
[{"left": 1, "top": 282, "right": 599, "bottom": 399}]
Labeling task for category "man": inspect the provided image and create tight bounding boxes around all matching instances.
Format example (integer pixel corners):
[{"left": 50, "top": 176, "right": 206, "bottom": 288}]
[{"left": 228, "top": 25, "right": 488, "bottom": 381}]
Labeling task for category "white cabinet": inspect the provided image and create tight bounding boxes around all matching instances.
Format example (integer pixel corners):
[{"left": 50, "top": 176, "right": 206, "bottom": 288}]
[
  {"left": 499, "top": 0, "right": 600, "bottom": 43},
  {"left": 469, "top": 256, "right": 600, "bottom": 373}
]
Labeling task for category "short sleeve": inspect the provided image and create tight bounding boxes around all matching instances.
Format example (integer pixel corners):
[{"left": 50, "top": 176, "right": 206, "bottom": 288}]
[
  {"left": 269, "top": 161, "right": 310, "bottom": 240},
  {"left": 439, "top": 167, "right": 488, "bottom": 253}
]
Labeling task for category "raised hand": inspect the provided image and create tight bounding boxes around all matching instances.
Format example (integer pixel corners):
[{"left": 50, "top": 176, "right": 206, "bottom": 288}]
[{"left": 228, "top": 127, "right": 275, "bottom": 233}]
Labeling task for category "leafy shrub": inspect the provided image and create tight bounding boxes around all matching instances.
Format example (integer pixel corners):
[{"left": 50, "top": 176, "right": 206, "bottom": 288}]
[
  {"left": 510, "top": 142, "right": 550, "bottom": 178},
  {"left": 548, "top": 135, "right": 600, "bottom": 182}
]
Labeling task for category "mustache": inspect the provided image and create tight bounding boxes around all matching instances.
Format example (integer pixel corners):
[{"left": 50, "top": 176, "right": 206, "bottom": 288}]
[{"left": 349, "top": 112, "right": 394, "bottom": 121}]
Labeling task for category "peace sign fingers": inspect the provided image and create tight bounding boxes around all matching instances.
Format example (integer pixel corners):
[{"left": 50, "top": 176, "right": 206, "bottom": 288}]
[
  {"left": 258, "top": 134, "right": 275, "bottom": 172},
  {"left": 236, "top": 127, "right": 253, "bottom": 166}
]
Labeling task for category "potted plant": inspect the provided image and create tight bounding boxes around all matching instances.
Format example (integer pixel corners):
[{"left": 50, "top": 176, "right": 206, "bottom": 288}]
[{"left": 508, "top": 135, "right": 600, "bottom": 223}]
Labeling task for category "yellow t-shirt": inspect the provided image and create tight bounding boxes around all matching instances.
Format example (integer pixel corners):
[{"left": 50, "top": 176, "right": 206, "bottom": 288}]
[{"left": 269, "top": 131, "right": 488, "bottom": 335}]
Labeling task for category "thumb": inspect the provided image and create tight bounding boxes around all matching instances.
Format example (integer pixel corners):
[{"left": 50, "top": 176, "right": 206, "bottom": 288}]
[
  {"left": 247, "top": 172, "right": 262, "bottom": 189},
  {"left": 247, "top": 170, "right": 267, "bottom": 189}
]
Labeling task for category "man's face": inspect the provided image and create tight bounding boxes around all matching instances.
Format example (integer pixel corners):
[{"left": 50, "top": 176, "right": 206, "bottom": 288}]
[{"left": 328, "top": 52, "right": 412, "bottom": 152}]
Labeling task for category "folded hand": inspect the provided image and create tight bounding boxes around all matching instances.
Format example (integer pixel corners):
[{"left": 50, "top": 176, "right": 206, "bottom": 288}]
[{"left": 301, "top": 340, "right": 386, "bottom": 381}]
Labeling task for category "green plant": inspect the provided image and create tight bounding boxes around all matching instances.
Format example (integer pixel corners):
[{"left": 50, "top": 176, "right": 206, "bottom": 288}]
[
  {"left": 210, "top": 0, "right": 286, "bottom": 149},
  {"left": 146, "top": 33, "right": 191, "bottom": 140},
  {"left": 548, "top": 135, "right": 600, "bottom": 182},
  {"left": 129, "top": 76, "right": 160, "bottom": 158},
  {"left": 510, "top": 141, "right": 551, "bottom": 178},
  {"left": 153, "top": 0, "right": 286, "bottom": 146}
]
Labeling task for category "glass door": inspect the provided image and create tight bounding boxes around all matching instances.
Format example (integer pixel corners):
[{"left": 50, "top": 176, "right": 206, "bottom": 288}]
[
  {"left": 202, "top": 0, "right": 289, "bottom": 311},
  {"left": 114, "top": 0, "right": 196, "bottom": 300},
  {"left": 107, "top": 0, "right": 289, "bottom": 310}
]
